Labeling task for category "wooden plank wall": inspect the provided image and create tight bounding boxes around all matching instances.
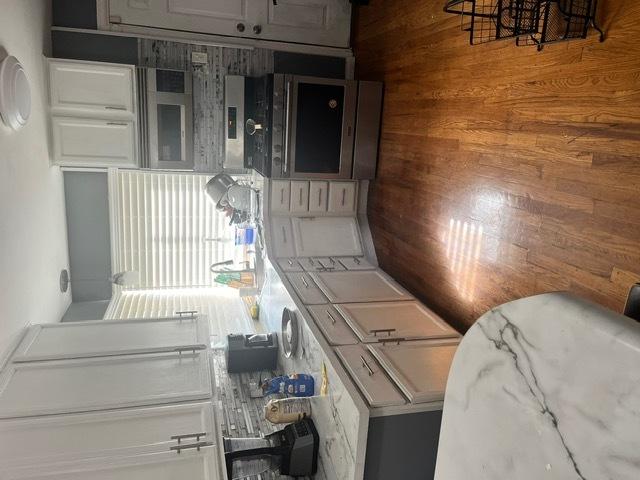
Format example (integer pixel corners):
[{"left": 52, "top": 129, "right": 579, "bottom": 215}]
[{"left": 353, "top": 0, "right": 640, "bottom": 331}]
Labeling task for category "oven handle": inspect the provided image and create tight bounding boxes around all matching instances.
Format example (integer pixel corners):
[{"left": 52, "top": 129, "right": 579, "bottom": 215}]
[{"left": 283, "top": 81, "right": 293, "bottom": 175}]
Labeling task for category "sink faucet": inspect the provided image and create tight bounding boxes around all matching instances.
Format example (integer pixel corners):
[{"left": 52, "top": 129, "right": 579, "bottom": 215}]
[{"left": 210, "top": 259, "right": 252, "bottom": 275}]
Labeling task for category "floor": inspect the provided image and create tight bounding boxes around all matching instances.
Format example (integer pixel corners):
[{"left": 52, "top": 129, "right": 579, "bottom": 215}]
[
  {"left": 0, "top": 0, "right": 71, "bottom": 356},
  {"left": 354, "top": 0, "right": 640, "bottom": 331}
]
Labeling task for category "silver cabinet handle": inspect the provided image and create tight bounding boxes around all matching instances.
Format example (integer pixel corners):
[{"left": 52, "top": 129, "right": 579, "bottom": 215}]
[
  {"left": 360, "top": 355, "right": 374, "bottom": 376},
  {"left": 171, "top": 432, "right": 207, "bottom": 443},
  {"left": 370, "top": 328, "right": 396, "bottom": 337},
  {"left": 170, "top": 441, "right": 212, "bottom": 453},
  {"left": 318, "top": 189, "right": 322, "bottom": 207},
  {"left": 283, "top": 81, "right": 292, "bottom": 174},
  {"left": 379, "top": 337, "right": 406, "bottom": 345},
  {"left": 105, "top": 106, "right": 126, "bottom": 110},
  {"left": 176, "top": 310, "right": 198, "bottom": 317},
  {"left": 287, "top": 259, "right": 293, "bottom": 266},
  {"left": 341, "top": 188, "right": 346, "bottom": 206},
  {"left": 107, "top": 122, "right": 127, "bottom": 126},
  {"left": 299, "top": 187, "right": 304, "bottom": 205},
  {"left": 327, "top": 310, "right": 336, "bottom": 324},
  {"left": 301, "top": 276, "right": 309, "bottom": 288},
  {"left": 280, "top": 188, "right": 285, "bottom": 203},
  {"left": 281, "top": 226, "right": 287, "bottom": 244}
]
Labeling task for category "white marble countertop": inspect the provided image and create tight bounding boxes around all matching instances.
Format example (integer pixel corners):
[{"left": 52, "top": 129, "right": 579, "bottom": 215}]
[{"left": 435, "top": 292, "right": 640, "bottom": 480}]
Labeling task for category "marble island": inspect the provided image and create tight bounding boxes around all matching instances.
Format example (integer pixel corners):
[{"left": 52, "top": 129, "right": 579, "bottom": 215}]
[{"left": 435, "top": 292, "right": 640, "bottom": 480}]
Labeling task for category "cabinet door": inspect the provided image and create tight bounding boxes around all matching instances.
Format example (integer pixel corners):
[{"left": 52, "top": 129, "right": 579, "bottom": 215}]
[
  {"left": 277, "top": 258, "right": 304, "bottom": 272},
  {"left": 291, "top": 216, "right": 363, "bottom": 257},
  {"left": 310, "top": 270, "right": 414, "bottom": 303},
  {"left": 0, "top": 352, "right": 211, "bottom": 419},
  {"left": 308, "top": 181, "right": 328, "bottom": 213},
  {"left": 289, "top": 181, "right": 310, "bottom": 213},
  {"left": 328, "top": 181, "right": 357, "bottom": 214},
  {"left": 286, "top": 273, "right": 327, "bottom": 305},
  {"left": 0, "top": 402, "right": 215, "bottom": 468},
  {"left": 109, "top": 0, "right": 260, "bottom": 39},
  {"left": 334, "top": 301, "right": 460, "bottom": 343},
  {"left": 270, "top": 216, "right": 295, "bottom": 257},
  {"left": 49, "top": 60, "right": 135, "bottom": 115},
  {"left": 306, "top": 305, "right": 358, "bottom": 346},
  {"left": 12, "top": 316, "right": 209, "bottom": 363},
  {"left": 271, "top": 180, "right": 291, "bottom": 213},
  {"left": 52, "top": 116, "right": 137, "bottom": 167},
  {"left": 2, "top": 448, "right": 221, "bottom": 480},
  {"left": 259, "top": 0, "right": 352, "bottom": 48}
]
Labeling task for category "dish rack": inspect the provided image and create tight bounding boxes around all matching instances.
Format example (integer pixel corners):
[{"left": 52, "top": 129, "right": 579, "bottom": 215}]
[{"left": 444, "top": 0, "right": 605, "bottom": 50}]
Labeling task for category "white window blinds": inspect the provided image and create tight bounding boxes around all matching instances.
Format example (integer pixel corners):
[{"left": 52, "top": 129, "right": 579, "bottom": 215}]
[{"left": 109, "top": 170, "right": 236, "bottom": 289}]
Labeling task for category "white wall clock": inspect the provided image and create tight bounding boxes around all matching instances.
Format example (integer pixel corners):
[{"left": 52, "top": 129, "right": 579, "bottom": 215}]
[{"left": 0, "top": 55, "right": 31, "bottom": 130}]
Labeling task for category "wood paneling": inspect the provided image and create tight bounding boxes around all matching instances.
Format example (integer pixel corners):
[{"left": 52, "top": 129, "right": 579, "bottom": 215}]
[{"left": 353, "top": 0, "right": 640, "bottom": 332}]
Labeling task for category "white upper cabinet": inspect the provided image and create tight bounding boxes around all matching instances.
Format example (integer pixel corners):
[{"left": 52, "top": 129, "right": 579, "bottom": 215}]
[
  {"left": 108, "top": 0, "right": 352, "bottom": 48},
  {"left": 310, "top": 269, "right": 414, "bottom": 303},
  {"left": 291, "top": 216, "right": 363, "bottom": 257},
  {"left": 0, "top": 352, "right": 212, "bottom": 419},
  {"left": 11, "top": 316, "right": 210, "bottom": 363},
  {"left": 48, "top": 59, "right": 136, "bottom": 115},
  {"left": 328, "top": 181, "right": 357, "bottom": 214},
  {"left": 2, "top": 449, "right": 221, "bottom": 480},
  {"left": 0, "top": 402, "right": 215, "bottom": 468}
]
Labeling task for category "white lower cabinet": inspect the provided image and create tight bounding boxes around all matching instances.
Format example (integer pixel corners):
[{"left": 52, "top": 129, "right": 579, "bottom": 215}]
[
  {"left": 310, "top": 269, "right": 413, "bottom": 303},
  {"left": 271, "top": 216, "right": 296, "bottom": 257},
  {"left": 3, "top": 449, "right": 220, "bottom": 480},
  {"left": 0, "top": 402, "right": 215, "bottom": 468},
  {"left": 289, "top": 181, "right": 310, "bottom": 213},
  {"left": 308, "top": 181, "right": 329, "bottom": 213},
  {"left": 0, "top": 351, "right": 211, "bottom": 419},
  {"left": 286, "top": 272, "right": 328, "bottom": 305},
  {"left": 328, "top": 181, "right": 357, "bottom": 213},
  {"left": 291, "top": 216, "right": 363, "bottom": 257},
  {"left": 51, "top": 116, "right": 137, "bottom": 167}
]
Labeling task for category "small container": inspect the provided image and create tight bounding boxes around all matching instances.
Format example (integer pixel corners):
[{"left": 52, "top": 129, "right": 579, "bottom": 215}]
[{"left": 265, "top": 397, "right": 312, "bottom": 424}]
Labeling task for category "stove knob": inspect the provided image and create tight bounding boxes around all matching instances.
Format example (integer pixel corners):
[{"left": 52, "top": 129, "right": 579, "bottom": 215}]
[
  {"left": 273, "top": 144, "right": 282, "bottom": 153},
  {"left": 273, "top": 156, "right": 282, "bottom": 164}
]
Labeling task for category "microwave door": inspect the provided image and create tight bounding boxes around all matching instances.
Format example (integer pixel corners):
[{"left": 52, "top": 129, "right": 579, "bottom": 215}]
[
  {"left": 287, "top": 77, "right": 356, "bottom": 179},
  {"left": 148, "top": 91, "right": 194, "bottom": 170}
]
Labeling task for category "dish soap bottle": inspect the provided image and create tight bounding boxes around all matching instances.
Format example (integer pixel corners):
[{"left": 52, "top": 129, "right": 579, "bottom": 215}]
[
  {"left": 264, "top": 397, "right": 312, "bottom": 424},
  {"left": 261, "top": 373, "right": 315, "bottom": 397}
]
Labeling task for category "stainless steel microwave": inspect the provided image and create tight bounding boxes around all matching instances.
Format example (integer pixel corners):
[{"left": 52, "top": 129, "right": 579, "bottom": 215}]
[{"left": 143, "top": 68, "right": 193, "bottom": 170}]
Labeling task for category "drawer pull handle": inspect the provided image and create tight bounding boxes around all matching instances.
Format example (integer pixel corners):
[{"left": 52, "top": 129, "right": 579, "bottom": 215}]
[
  {"left": 171, "top": 441, "right": 212, "bottom": 454},
  {"left": 281, "top": 226, "right": 288, "bottom": 243},
  {"left": 280, "top": 189, "right": 285, "bottom": 203},
  {"left": 379, "top": 337, "right": 406, "bottom": 345},
  {"left": 287, "top": 259, "right": 293, "bottom": 266},
  {"left": 327, "top": 310, "right": 337, "bottom": 324},
  {"left": 299, "top": 188, "right": 304, "bottom": 205},
  {"left": 341, "top": 189, "right": 346, "bottom": 206},
  {"left": 171, "top": 432, "right": 207, "bottom": 443},
  {"left": 360, "top": 355, "right": 374, "bottom": 376},
  {"left": 301, "top": 276, "right": 309, "bottom": 288},
  {"left": 318, "top": 189, "right": 322, "bottom": 206},
  {"left": 370, "top": 328, "right": 396, "bottom": 337}
]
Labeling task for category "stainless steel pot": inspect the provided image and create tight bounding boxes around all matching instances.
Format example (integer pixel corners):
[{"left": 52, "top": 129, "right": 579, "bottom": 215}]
[{"left": 204, "top": 173, "right": 236, "bottom": 209}]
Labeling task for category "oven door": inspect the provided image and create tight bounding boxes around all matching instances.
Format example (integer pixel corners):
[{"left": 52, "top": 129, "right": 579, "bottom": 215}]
[
  {"left": 284, "top": 76, "right": 357, "bottom": 179},
  {"left": 148, "top": 91, "right": 193, "bottom": 170}
]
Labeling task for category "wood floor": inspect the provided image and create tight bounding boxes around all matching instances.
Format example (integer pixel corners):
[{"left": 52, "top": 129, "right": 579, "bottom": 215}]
[{"left": 353, "top": 0, "right": 640, "bottom": 332}]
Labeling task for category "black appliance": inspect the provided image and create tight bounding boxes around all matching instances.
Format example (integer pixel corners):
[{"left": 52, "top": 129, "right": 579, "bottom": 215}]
[
  {"left": 226, "top": 332, "right": 278, "bottom": 373},
  {"left": 224, "top": 417, "right": 319, "bottom": 478}
]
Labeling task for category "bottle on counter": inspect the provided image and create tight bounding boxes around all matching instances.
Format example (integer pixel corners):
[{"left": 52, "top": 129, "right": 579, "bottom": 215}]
[
  {"left": 261, "top": 373, "right": 315, "bottom": 397},
  {"left": 264, "top": 397, "right": 312, "bottom": 424}
]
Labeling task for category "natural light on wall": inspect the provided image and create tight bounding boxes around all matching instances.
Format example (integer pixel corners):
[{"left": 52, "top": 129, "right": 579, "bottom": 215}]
[
  {"left": 109, "top": 170, "right": 238, "bottom": 289},
  {"left": 444, "top": 219, "right": 483, "bottom": 301}
]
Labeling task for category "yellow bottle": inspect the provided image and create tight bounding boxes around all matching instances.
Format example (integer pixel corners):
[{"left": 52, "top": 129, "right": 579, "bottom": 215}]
[{"left": 264, "top": 397, "right": 312, "bottom": 424}]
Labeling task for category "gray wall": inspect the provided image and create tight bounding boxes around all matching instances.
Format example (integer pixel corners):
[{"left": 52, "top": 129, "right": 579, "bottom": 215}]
[{"left": 63, "top": 172, "right": 112, "bottom": 302}]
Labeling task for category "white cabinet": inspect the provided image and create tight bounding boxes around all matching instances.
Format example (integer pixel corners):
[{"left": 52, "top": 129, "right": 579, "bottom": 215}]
[
  {"left": 286, "top": 273, "right": 327, "bottom": 305},
  {"left": 289, "top": 181, "right": 310, "bottom": 213},
  {"left": 309, "top": 181, "right": 329, "bottom": 213},
  {"left": 277, "top": 258, "right": 304, "bottom": 272},
  {"left": 336, "top": 256, "right": 375, "bottom": 270},
  {"left": 0, "top": 351, "right": 211, "bottom": 419},
  {"left": 51, "top": 116, "right": 137, "bottom": 167},
  {"left": 48, "top": 59, "right": 135, "bottom": 115},
  {"left": 328, "top": 181, "right": 357, "bottom": 213},
  {"left": 0, "top": 402, "right": 215, "bottom": 468},
  {"left": 48, "top": 59, "right": 138, "bottom": 168},
  {"left": 271, "top": 180, "right": 291, "bottom": 213},
  {"left": 310, "top": 269, "right": 414, "bottom": 303},
  {"left": 292, "top": 216, "right": 363, "bottom": 257},
  {"left": 270, "top": 216, "right": 295, "bottom": 258},
  {"left": 334, "top": 301, "right": 460, "bottom": 343},
  {"left": 2, "top": 449, "right": 220, "bottom": 480},
  {"left": 306, "top": 305, "right": 358, "bottom": 346},
  {"left": 108, "top": 0, "right": 352, "bottom": 48},
  {"left": 12, "top": 316, "right": 210, "bottom": 362}
]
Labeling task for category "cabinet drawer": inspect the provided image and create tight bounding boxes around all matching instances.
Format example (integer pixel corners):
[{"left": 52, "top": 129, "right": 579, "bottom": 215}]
[
  {"left": 270, "top": 217, "right": 295, "bottom": 258},
  {"left": 300, "top": 257, "right": 345, "bottom": 273},
  {"left": 286, "top": 273, "right": 327, "bottom": 305},
  {"left": 335, "top": 256, "right": 374, "bottom": 271},
  {"left": 51, "top": 116, "right": 137, "bottom": 167},
  {"left": 328, "top": 182, "right": 357, "bottom": 213},
  {"left": 335, "top": 344, "right": 406, "bottom": 408},
  {"left": 277, "top": 258, "right": 304, "bottom": 272},
  {"left": 306, "top": 305, "right": 358, "bottom": 346},
  {"left": 308, "top": 181, "right": 329, "bottom": 212},
  {"left": 289, "top": 181, "right": 310, "bottom": 213},
  {"left": 271, "top": 180, "right": 291, "bottom": 213}
]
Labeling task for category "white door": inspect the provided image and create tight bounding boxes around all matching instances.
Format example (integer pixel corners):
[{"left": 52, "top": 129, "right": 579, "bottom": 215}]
[
  {"left": 270, "top": 216, "right": 296, "bottom": 257},
  {"left": 289, "top": 181, "right": 310, "bottom": 213},
  {"left": 328, "top": 181, "right": 357, "bottom": 213},
  {"left": 108, "top": 0, "right": 260, "bottom": 39},
  {"left": 2, "top": 449, "right": 221, "bottom": 480},
  {"left": 310, "top": 269, "right": 414, "bottom": 303},
  {"left": 12, "top": 316, "right": 210, "bottom": 362},
  {"left": 51, "top": 116, "right": 137, "bottom": 167},
  {"left": 308, "top": 181, "right": 328, "bottom": 213},
  {"left": 334, "top": 301, "right": 460, "bottom": 343},
  {"left": 259, "top": 0, "right": 352, "bottom": 47},
  {"left": 0, "top": 352, "right": 211, "bottom": 419},
  {"left": 48, "top": 59, "right": 135, "bottom": 115},
  {"left": 0, "top": 402, "right": 215, "bottom": 468},
  {"left": 292, "top": 216, "right": 363, "bottom": 257}
]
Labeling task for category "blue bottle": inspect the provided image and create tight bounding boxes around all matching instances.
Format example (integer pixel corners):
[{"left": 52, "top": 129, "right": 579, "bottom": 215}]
[{"left": 261, "top": 373, "right": 315, "bottom": 397}]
